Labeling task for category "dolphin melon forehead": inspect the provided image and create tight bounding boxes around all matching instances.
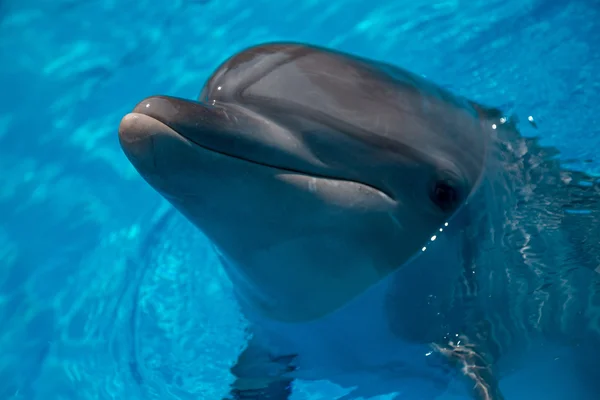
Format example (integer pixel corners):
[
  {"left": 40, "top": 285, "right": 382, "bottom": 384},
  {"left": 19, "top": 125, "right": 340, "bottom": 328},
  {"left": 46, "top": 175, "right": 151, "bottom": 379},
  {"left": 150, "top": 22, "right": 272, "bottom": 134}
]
[
  {"left": 200, "top": 42, "right": 488, "bottom": 190},
  {"left": 200, "top": 43, "right": 441, "bottom": 120}
]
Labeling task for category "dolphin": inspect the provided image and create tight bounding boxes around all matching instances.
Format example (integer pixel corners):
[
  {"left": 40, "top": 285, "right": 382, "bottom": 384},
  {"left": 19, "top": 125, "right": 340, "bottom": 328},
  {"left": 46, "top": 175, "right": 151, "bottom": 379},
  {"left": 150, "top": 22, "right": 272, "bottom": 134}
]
[{"left": 117, "top": 42, "right": 600, "bottom": 400}]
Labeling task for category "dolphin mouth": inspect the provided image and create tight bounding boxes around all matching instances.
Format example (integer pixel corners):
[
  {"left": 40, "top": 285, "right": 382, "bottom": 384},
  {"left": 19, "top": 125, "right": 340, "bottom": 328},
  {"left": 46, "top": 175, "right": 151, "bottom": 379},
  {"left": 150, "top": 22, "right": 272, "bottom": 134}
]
[
  {"left": 127, "top": 95, "right": 397, "bottom": 201},
  {"left": 128, "top": 111, "right": 290, "bottom": 172},
  {"left": 129, "top": 95, "right": 306, "bottom": 172}
]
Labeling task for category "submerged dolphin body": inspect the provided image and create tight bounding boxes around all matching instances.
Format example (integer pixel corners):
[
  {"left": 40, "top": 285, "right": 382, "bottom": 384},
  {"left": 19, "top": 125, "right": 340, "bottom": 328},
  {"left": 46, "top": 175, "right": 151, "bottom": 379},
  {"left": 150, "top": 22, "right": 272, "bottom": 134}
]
[{"left": 118, "top": 43, "right": 600, "bottom": 399}]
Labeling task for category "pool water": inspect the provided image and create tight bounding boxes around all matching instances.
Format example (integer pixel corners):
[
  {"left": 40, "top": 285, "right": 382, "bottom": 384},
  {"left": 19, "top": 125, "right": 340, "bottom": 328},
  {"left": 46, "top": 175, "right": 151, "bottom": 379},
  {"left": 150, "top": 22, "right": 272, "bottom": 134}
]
[{"left": 1, "top": 0, "right": 599, "bottom": 399}]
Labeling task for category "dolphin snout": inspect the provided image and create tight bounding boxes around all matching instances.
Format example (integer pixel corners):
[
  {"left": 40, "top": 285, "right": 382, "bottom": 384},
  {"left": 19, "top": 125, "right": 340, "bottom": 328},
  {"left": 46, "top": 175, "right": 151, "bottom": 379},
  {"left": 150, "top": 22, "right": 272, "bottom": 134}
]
[{"left": 131, "top": 95, "right": 183, "bottom": 122}]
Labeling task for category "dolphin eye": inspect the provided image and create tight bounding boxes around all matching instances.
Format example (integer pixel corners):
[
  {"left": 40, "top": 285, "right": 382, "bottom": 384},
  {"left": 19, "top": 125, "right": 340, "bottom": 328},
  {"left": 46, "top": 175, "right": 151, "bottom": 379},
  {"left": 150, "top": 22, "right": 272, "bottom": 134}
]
[{"left": 429, "top": 180, "right": 460, "bottom": 212}]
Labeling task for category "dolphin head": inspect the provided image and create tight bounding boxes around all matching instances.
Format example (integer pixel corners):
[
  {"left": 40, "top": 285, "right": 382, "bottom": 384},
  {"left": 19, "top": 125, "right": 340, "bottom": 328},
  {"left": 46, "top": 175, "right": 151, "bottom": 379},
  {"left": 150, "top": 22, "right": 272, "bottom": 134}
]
[{"left": 118, "top": 43, "right": 489, "bottom": 322}]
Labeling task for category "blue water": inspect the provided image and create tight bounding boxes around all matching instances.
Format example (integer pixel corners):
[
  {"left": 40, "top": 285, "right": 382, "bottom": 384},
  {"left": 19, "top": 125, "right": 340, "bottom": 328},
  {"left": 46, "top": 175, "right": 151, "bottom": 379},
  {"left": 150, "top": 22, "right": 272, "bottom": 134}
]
[{"left": 1, "top": 0, "right": 599, "bottom": 399}]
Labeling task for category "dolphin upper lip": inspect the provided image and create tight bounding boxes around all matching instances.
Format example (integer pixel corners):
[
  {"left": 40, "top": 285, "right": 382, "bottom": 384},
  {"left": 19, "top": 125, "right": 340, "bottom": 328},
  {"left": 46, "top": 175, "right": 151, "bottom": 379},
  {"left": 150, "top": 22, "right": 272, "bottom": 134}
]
[
  {"left": 131, "top": 95, "right": 272, "bottom": 168},
  {"left": 130, "top": 95, "right": 315, "bottom": 174}
]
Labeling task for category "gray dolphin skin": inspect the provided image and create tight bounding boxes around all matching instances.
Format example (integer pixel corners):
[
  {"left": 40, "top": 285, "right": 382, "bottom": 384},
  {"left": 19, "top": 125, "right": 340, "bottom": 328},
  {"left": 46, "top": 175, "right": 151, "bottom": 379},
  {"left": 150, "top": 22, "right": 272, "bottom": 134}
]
[{"left": 118, "top": 43, "right": 600, "bottom": 400}]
